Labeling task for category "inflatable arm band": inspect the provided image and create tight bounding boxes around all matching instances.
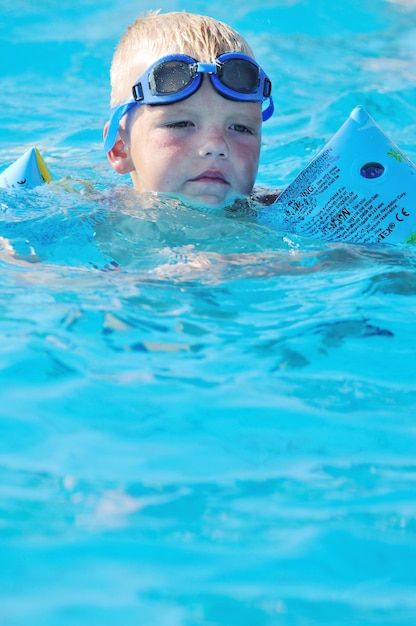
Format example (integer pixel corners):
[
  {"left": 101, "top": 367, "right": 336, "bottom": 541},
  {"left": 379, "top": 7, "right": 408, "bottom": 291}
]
[{"left": 0, "top": 147, "right": 53, "bottom": 190}]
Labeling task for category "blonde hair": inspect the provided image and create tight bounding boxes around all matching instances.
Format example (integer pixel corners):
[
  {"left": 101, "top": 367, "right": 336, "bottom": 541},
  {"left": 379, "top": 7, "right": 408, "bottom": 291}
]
[{"left": 110, "top": 11, "right": 255, "bottom": 106}]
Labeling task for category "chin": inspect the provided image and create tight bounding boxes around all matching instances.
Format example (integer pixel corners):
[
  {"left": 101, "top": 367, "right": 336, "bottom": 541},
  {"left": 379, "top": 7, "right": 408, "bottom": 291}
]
[
  {"left": 191, "top": 191, "right": 248, "bottom": 209},
  {"left": 153, "top": 190, "right": 249, "bottom": 211}
]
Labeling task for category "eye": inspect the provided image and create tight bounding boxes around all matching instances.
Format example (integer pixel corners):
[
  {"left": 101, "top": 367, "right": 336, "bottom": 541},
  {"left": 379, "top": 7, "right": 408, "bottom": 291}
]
[
  {"left": 165, "top": 120, "right": 195, "bottom": 128},
  {"left": 230, "top": 123, "right": 255, "bottom": 134}
]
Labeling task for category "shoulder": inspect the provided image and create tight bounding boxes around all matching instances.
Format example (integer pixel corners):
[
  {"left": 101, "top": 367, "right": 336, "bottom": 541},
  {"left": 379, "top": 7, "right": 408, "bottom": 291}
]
[{"left": 251, "top": 186, "right": 282, "bottom": 206}]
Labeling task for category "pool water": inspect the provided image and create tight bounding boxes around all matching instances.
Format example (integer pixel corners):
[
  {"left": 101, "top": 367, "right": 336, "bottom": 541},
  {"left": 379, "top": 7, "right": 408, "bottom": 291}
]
[{"left": 1, "top": 1, "right": 416, "bottom": 625}]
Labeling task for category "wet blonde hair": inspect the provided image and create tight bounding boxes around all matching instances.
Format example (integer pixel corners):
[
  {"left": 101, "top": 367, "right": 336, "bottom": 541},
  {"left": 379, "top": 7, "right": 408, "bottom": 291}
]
[{"left": 110, "top": 11, "right": 255, "bottom": 106}]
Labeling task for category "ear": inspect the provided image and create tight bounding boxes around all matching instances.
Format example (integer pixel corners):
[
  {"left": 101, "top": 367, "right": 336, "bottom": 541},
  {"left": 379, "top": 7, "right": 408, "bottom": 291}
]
[{"left": 103, "top": 121, "right": 134, "bottom": 175}]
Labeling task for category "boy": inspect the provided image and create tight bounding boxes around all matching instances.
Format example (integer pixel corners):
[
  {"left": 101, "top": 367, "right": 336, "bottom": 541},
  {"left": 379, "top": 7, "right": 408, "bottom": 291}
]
[{"left": 103, "top": 11, "right": 274, "bottom": 208}]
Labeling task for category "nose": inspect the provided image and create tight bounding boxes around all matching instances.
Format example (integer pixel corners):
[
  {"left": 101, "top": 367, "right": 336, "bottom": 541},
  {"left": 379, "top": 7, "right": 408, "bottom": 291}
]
[{"left": 198, "top": 127, "right": 229, "bottom": 159}]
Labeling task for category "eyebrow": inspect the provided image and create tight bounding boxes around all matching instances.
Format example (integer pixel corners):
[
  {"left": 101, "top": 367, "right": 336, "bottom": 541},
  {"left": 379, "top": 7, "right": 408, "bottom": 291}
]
[{"left": 153, "top": 100, "right": 262, "bottom": 118}]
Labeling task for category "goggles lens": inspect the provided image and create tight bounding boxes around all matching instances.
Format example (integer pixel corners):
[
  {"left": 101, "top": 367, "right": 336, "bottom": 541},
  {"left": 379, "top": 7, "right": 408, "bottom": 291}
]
[
  {"left": 217, "top": 58, "right": 259, "bottom": 94},
  {"left": 104, "top": 53, "right": 274, "bottom": 153},
  {"left": 148, "top": 57, "right": 260, "bottom": 97},
  {"left": 149, "top": 59, "right": 196, "bottom": 95}
]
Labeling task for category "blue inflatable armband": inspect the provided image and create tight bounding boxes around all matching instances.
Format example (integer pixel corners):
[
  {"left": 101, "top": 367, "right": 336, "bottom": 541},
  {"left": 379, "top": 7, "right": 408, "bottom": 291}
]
[
  {"left": 259, "top": 106, "right": 416, "bottom": 244},
  {"left": 0, "top": 147, "right": 53, "bottom": 190}
]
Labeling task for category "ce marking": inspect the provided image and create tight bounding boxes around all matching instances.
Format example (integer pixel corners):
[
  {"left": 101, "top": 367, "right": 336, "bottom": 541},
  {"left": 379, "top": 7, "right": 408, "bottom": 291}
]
[{"left": 396, "top": 208, "right": 410, "bottom": 222}]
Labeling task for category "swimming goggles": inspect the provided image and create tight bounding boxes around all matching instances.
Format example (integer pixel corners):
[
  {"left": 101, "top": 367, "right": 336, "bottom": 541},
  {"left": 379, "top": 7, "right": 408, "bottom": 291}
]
[{"left": 104, "top": 52, "right": 274, "bottom": 152}]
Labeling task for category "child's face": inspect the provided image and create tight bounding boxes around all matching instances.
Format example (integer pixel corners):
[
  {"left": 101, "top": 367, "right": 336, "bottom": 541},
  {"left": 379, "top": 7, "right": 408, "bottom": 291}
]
[{"left": 121, "top": 77, "right": 262, "bottom": 206}]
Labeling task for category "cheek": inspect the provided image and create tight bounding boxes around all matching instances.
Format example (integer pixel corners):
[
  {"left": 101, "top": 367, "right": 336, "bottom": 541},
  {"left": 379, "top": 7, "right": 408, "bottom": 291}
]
[
  {"left": 146, "top": 129, "right": 190, "bottom": 163},
  {"left": 233, "top": 139, "right": 261, "bottom": 193},
  {"left": 149, "top": 140, "right": 188, "bottom": 182},
  {"left": 130, "top": 130, "right": 184, "bottom": 183},
  {"left": 236, "top": 139, "right": 261, "bottom": 174},
  {"left": 140, "top": 140, "right": 191, "bottom": 192}
]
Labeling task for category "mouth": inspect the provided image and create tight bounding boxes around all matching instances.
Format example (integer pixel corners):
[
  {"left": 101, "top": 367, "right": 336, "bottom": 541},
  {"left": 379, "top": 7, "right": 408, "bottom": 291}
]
[{"left": 190, "top": 170, "right": 230, "bottom": 186}]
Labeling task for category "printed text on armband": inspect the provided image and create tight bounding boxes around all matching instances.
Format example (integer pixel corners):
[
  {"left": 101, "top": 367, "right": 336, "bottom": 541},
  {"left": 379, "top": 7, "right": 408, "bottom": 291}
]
[{"left": 279, "top": 148, "right": 338, "bottom": 202}]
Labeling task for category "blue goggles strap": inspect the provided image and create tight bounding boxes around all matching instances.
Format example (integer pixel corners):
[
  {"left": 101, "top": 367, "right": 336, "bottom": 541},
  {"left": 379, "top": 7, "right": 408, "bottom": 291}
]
[{"left": 104, "top": 53, "right": 274, "bottom": 153}]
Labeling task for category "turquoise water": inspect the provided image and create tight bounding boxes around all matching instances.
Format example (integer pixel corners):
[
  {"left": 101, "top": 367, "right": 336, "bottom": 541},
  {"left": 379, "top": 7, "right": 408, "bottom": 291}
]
[{"left": 2, "top": 1, "right": 416, "bottom": 624}]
